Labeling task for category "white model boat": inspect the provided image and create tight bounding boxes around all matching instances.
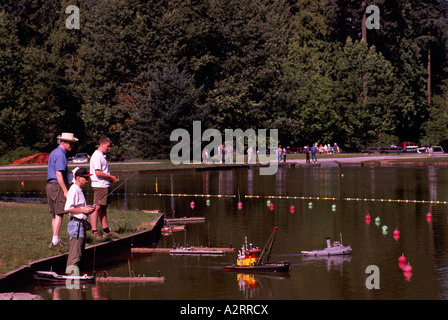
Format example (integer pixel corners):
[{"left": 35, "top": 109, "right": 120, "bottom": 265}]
[
  {"left": 301, "top": 234, "right": 351, "bottom": 256},
  {"left": 34, "top": 271, "right": 95, "bottom": 284}
]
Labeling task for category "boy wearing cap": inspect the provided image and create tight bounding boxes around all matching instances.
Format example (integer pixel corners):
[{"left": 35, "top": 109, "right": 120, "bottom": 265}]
[
  {"left": 46, "top": 132, "right": 78, "bottom": 248},
  {"left": 64, "top": 168, "right": 95, "bottom": 273}
]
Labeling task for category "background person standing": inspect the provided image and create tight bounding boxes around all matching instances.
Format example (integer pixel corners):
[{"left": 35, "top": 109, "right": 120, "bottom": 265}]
[
  {"left": 46, "top": 132, "right": 78, "bottom": 248},
  {"left": 90, "top": 137, "right": 119, "bottom": 240},
  {"left": 311, "top": 144, "right": 318, "bottom": 163}
]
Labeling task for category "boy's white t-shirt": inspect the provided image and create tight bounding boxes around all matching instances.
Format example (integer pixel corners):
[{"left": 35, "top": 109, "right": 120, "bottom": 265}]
[
  {"left": 90, "top": 150, "right": 110, "bottom": 188},
  {"left": 65, "top": 184, "right": 88, "bottom": 220}
]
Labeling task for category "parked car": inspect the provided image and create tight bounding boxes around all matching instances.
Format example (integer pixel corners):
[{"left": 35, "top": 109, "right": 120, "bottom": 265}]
[
  {"left": 72, "top": 153, "right": 90, "bottom": 163},
  {"left": 403, "top": 146, "right": 419, "bottom": 153},
  {"left": 399, "top": 142, "right": 416, "bottom": 149},
  {"left": 432, "top": 146, "right": 444, "bottom": 153}
]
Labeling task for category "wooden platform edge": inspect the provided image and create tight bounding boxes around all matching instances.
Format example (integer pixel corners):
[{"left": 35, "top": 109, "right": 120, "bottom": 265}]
[
  {"left": 96, "top": 276, "right": 165, "bottom": 283},
  {"left": 131, "top": 247, "right": 235, "bottom": 253}
]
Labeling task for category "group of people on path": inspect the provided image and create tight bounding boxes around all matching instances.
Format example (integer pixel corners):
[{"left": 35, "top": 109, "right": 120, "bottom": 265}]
[
  {"left": 305, "top": 143, "right": 339, "bottom": 163},
  {"left": 46, "top": 133, "right": 118, "bottom": 273}
]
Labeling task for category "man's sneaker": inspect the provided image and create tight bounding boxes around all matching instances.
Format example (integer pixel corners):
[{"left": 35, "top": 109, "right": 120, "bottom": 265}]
[
  {"left": 103, "top": 230, "right": 120, "bottom": 239},
  {"left": 92, "top": 232, "right": 102, "bottom": 241},
  {"left": 49, "top": 241, "right": 65, "bottom": 249}
]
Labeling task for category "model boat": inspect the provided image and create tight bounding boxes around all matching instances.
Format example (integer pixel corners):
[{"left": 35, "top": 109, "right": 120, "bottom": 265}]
[
  {"left": 34, "top": 271, "right": 95, "bottom": 285},
  {"left": 161, "top": 224, "right": 185, "bottom": 235},
  {"left": 224, "top": 227, "right": 291, "bottom": 273},
  {"left": 301, "top": 234, "right": 352, "bottom": 256}
]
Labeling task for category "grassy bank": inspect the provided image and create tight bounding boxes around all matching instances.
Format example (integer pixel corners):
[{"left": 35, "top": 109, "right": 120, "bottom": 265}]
[{"left": 0, "top": 201, "right": 159, "bottom": 277}]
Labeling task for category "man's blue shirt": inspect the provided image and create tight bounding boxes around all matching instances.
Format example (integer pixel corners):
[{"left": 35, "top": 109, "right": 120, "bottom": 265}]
[{"left": 47, "top": 146, "right": 68, "bottom": 183}]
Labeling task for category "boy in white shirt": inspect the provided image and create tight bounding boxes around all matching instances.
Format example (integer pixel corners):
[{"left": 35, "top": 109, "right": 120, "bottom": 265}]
[
  {"left": 65, "top": 168, "right": 95, "bottom": 273},
  {"left": 90, "top": 137, "right": 119, "bottom": 240}
]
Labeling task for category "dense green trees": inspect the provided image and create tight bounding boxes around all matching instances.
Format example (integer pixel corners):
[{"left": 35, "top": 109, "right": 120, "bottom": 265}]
[{"left": 1, "top": 0, "right": 447, "bottom": 160}]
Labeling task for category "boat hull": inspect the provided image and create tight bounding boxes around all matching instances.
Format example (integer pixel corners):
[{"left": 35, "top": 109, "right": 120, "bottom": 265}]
[
  {"left": 34, "top": 271, "right": 95, "bottom": 285},
  {"left": 224, "top": 261, "right": 291, "bottom": 273},
  {"left": 301, "top": 245, "right": 352, "bottom": 257}
]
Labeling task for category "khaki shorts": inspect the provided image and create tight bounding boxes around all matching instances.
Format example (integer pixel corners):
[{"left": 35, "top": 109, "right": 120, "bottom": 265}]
[
  {"left": 46, "top": 183, "right": 66, "bottom": 215},
  {"left": 93, "top": 187, "right": 110, "bottom": 206}
]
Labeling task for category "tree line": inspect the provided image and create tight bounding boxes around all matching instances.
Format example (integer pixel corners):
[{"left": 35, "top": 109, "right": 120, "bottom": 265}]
[{"left": 1, "top": 0, "right": 447, "bottom": 162}]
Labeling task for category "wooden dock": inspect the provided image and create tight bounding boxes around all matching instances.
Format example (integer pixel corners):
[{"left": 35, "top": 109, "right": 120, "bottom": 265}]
[
  {"left": 131, "top": 247, "right": 235, "bottom": 254},
  {"left": 96, "top": 276, "right": 165, "bottom": 283},
  {"left": 165, "top": 217, "right": 205, "bottom": 224}
]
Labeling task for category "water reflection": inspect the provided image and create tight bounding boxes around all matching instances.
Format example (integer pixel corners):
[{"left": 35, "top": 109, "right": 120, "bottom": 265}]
[
  {"left": 301, "top": 255, "right": 352, "bottom": 272},
  {"left": 236, "top": 273, "right": 289, "bottom": 300}
]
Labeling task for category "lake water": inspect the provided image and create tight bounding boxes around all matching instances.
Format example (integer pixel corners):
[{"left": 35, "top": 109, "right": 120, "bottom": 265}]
[{"left": 4, "top": 166, "right": 448, "bottom": 300}]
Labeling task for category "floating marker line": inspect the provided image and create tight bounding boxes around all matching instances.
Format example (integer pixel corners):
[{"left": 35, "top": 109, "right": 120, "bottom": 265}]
[
  {"left": 153, "top": 193, "right": 236, "bottom": 198},
  {"left": 1, "top": 191, "right": 446, "bottom": 204},
  {"left": 244, "top": 194, "right": 448, "bottom": 205}
]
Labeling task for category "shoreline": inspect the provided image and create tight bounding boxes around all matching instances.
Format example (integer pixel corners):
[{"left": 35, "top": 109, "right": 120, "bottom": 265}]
[{"left": 0, "top": 154, "right": 447, "bottom": 177}]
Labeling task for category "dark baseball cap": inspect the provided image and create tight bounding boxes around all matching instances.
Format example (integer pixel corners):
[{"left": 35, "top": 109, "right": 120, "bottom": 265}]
[{"left": 75, "top": 167, "right": 92, "bottom": 178}]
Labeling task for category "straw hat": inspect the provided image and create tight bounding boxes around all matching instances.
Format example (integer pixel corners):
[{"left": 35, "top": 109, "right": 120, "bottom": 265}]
[{"left": 57, "top": 132, "right": 79, "bottom": 142}]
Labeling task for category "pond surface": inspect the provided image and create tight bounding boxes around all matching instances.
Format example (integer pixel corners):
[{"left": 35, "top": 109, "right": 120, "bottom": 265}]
[{"left": 4, "top": 166, "right": 448, "bottom": 300}]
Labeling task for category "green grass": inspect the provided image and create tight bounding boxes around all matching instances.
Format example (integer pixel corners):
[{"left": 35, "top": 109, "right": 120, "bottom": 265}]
[{"left": 0, "top": 202, "right": 159, "bottom": 277}]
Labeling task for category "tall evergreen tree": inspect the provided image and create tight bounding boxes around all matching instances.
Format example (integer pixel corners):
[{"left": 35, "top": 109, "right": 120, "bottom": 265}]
[{"left": 122, "top": 67, "right": 204, "bottom": 158}]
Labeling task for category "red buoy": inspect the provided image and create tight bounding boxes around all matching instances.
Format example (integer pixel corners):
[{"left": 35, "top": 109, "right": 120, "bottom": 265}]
[
  {"left": 237, "top": 202, "right": 243, "bottom": 210},
  {"left": 269, "top": 203, "right": 274, "bottom": 211},
  {"left": 290, "top": 205, "right": 295, "bottom": 213},
  {"left": 190, "top": 201, "right": 195, "bottom": 209},
  {"left": 426, "top": 212, "right": 432, "bottom": 222},
  {"left": 393, "top": 229, "right": 400, "bottom": 236},
  {"left": 365, "top": 214, "right": 371, "bottom": 224},
  {"left": 403, "top": 263, "right": 413, "bottom": 273},
  {"left": 398, "top": 254, "right": 407, "bottom": 264}
]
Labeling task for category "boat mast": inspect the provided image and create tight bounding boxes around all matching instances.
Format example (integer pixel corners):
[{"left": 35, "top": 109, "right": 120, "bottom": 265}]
[{"left": 257, "top": 227, "right": 278, "bottom": 265}]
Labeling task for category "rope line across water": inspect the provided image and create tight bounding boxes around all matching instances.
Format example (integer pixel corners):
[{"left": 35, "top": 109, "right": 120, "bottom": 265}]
[{"left": 2, "top": 191, "right": 446, "bottom": 204}]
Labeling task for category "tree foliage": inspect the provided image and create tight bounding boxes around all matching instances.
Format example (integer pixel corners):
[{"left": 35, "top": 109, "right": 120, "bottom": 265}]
[{"left": 1, "top": 0, "right": 447, "bottom": 158}]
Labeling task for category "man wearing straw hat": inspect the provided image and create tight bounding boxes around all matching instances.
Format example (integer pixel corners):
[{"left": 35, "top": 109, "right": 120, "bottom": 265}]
[{"left": 46, "top": 132, "right": 78, "bottom": 248}]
